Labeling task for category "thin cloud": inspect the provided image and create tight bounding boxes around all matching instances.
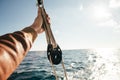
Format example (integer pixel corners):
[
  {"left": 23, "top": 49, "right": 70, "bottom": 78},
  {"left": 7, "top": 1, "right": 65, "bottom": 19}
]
[
  {"left": 97, "top": 18, "right": 118, "bottom": 27},
  {"left": 88, "top": 1, "right": 120, "bottom": 33},
  {"left": 93, "top": 5, "right": 112, "bottom": 20},
  {"left": 109, "top": 0, "right": 120, "bottom": 8},
  {"left": 79, "top": 4, "right": 84, "bottom": 11},
  {"left": 97, "top": 17, "right": 120, "bottom": 33}
]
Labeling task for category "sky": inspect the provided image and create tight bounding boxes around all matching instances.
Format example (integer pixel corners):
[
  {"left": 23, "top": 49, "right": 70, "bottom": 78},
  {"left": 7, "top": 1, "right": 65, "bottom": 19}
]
[{"left": 0, "top": 0, "right": 120, "bottom": 51}]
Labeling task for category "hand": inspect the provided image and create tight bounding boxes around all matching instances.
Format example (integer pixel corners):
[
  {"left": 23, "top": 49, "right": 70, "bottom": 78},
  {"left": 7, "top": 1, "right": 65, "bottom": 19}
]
[{"left": 30, "top": 7, "right": 44, "bottom": 34}]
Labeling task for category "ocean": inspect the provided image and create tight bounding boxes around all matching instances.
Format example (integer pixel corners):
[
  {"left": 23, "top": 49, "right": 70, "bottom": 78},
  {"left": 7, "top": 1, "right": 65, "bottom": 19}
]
[{"left": 8, "top": 49, "right": 120, "bottom": 80}]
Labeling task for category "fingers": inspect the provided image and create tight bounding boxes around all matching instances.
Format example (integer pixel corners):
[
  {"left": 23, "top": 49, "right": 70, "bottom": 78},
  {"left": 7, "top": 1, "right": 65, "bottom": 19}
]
[
  {"left": 35, "top": 7, "right": 43, "bottom": 25},
  {"left": 46, "top": 14, "right": 50, "bottom": 24},
  {"left": 37, "top": 6, "right": 50, "bottom": 25},
  {"left": 36, "top": 7, "right": 41, "bottom": 18},
  {"left": 38, "top": 28, "right": 45, "bottom": 34}
]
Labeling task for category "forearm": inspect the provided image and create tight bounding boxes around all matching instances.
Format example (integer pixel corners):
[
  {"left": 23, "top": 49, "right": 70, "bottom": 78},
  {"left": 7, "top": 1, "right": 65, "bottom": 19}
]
[{"left": 0, "top": 27, "right": 37, "bottom": 80}]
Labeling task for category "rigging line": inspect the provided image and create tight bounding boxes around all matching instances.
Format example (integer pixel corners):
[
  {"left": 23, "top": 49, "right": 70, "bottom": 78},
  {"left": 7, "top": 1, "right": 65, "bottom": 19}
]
[
  {"left": 40, "top": 8, "right": 51, "bottom": 44},
  {"left": 41, "top": 6, "right": 68, "bottom": 80},
  {"left": 50, "top": 56, "right": 68, "bottom": 80},
  {"left": 42, "top": 23, "right": 50, "bottom": 44},
  {"left": 37, "top": 1, "right": 68, "bottom": 79},
  {"left": 41, "top": 7, "right": 57, "bottom": 48},
  {"left": 39, "top": 0, "right": 57, "bottom": 48},
  {"left": 49, "top": 55, "right": 59, "bottom": 80},
  {"left": 61, "top": 59, "right": 68, "bottom": 80},
  {"left": 42, "top": 9, "right": 68, "bottom": 79}
]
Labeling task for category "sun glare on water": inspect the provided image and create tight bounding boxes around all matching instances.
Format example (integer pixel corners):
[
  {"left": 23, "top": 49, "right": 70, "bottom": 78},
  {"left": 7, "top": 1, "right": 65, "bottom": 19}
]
[
  {"left": 94, "top": 48, "right": 119, "bottom": 65},
  {"left": 93, "top": 48, "right": 120, "bottom": 80}
]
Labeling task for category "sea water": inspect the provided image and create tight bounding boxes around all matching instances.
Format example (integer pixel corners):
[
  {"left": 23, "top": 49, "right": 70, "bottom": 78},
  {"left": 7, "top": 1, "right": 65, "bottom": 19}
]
[{"left": 8, "top": 49, "right": 120, "bottom": 80}]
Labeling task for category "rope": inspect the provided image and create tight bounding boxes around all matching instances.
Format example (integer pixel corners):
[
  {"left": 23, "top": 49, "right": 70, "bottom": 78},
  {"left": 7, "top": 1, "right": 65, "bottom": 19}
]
[
  {"left": 50, "top": 56, "right": 68, "bottom": 80},
  {"left": 37, "top": 0, "right": 68, "bottom": 79},
  {"left": 49, "top": 55, "right": 59, "bottom": 80},
  {"left": 61, "top": 59, "right": 68, "bottom": 80}
]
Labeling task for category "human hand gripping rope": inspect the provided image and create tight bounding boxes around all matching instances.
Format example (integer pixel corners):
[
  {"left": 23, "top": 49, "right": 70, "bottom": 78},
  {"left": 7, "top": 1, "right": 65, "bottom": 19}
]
[{"left": 37, "top": 0, "right": 68, "bottom": 80}]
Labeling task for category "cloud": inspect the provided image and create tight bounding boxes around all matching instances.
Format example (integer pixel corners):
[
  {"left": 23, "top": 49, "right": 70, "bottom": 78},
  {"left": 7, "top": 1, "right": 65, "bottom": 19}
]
[
  {"left": 54, "top": 30, "right": 59, "bottom": 35},
  {"left": 98, "top": 18, "right": 118, "bottom": 27},
  {"left": 113, "top": 24, "right": 120, "bottom": 33},
  {"left": 93, "top": 5, "right": 112, "bottom": 20},
  {"left": 89, "top": 1, "right": 120, "bottom": 32},
  {"left": 109, "top": 0, "right": 120, "bottom": 8},
  {"left": 97, "top": 18, "right": 120, "bottom": 33},
  {"left": 79, "top": 4, "right": 84, "bottom": 11}
]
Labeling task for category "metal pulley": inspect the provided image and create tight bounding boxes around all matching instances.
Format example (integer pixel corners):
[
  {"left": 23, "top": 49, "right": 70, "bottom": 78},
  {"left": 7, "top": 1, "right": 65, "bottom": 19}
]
[{"left": 37, "top": 0, "right": 62, "bottom": 65}]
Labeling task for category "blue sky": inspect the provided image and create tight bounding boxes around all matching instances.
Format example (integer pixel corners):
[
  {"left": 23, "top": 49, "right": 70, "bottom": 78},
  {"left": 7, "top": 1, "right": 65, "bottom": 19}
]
[{"left": 0, "top": 0, "right": 120, "bottom": 51}]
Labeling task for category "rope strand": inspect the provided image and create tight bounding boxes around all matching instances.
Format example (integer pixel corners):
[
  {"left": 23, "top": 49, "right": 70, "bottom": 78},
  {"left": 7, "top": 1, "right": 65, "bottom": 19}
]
[
  {"left": 49, "top": 55, "right": 58, "bottom": 80},
  {"left": 37, "top": 0, "right": 68, "bottom": 79},
  {"left": 50, "top": 56, "right": 68, "bottom": 80},
  {"left": 61, "top": 59, "right": 68, "bottom": 80}
]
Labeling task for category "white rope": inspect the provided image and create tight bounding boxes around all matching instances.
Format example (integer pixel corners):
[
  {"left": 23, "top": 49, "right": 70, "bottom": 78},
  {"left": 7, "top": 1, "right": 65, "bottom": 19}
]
[
  {"left": 37, "top": 1, "right": 68, "bottom": 79},
  {"left": 49, "top": 55, "right": 59, "bottom": 80},
  {"left": 61, "top": 59, "right": 68, "bottom": 80},
  {"left": 49, "top": 56, "right": 68, "bottom": 80}
]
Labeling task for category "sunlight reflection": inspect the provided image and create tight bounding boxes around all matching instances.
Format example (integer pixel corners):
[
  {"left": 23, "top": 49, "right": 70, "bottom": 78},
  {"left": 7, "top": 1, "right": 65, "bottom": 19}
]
[
  {"left": 94, "top": 48, "right": 118, "bottom": 62},
  {"left": 90, "top": 48, "right": 120, "bottom": 80}
]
